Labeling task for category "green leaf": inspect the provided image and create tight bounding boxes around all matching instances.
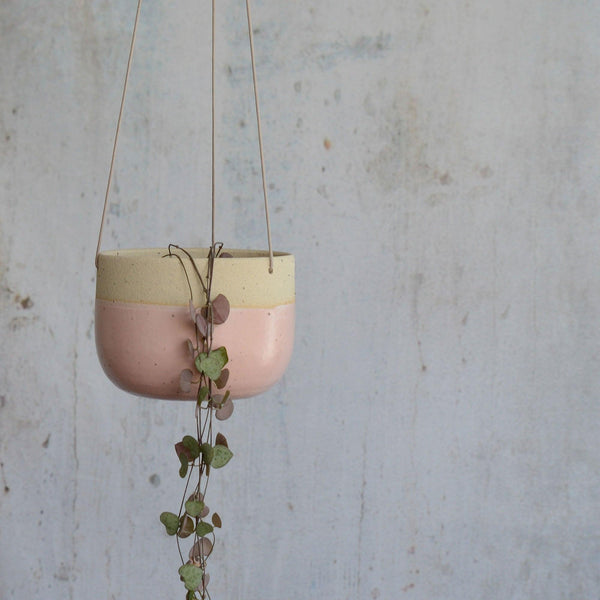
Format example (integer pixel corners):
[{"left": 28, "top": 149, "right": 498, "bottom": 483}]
[
  {"left": 175, "top": 441, "right": 188, "bottom": 461},
  {"left": 212, "top": 444, "right": 233, "bottom": 468},
  {"left": 179, "top": 563, "right": 204, "bottom": 592},
  {"left": 200, "top": 443, "right": 214, "bottom": 466},
  {"left": 175, "top": 436, "right": 200, "bottom": 478},
  {"left": 178, "top": 457, "right": 188, "bottom": 479},
  {"left": 185, "top": 499, "right": 205, "bottom": 518},
  {"left": 195, "top": 347, "right": 229, "bottom": 381},
  {"left": 197, "top": 386, "right": 209, "bottom": 405},
  {"left": 182, "top": 435, "right": 200, "bottom": 460},
  {"left": 196, "top": 521, "right": 214, "bottom": 537},
  {"left": 160, "top": 512, "right": 179, "bottom": 536}
]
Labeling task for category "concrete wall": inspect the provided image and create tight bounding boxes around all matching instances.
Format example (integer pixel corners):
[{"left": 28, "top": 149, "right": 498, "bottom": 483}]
[{"left": 1, "top": 1, "right": 599, "bottom": 598}]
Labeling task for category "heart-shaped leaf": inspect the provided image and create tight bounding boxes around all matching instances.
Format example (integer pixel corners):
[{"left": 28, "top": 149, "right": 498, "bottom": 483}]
[
  {"left": 196, "top": 521, "right": 214, "bottom": 537},
  {"left": 182, "top": 435, "right": 200, "bottom": 460},
  {"left": 178, "top": 514, "right": 195, "bottom": 538},
  {"left": 211, "top": 444, "right": 233, "bottom": 468},
  {"left": 175, "top": 443, "right": 190, "bottom": 477},
  {"left": 189, "top": 537, "right": 213, "bottom": 561},
  {"left": 211, "top": 512, "right": 222, "bottom": 528},
  {"left": 210, "top": 294, "right": 230, "bottom": 325},
  {"left": 175, "top": 436, "right": 199, "bottom": 477},
  {"left": 215, "top": 390, "right": 233, "bottom": 421},
  {"left": 200, "top": 443, "right": 214, "bottom": 466},
  {"left": 179, "top": 563, "right": 204, "bottom": 592},
  {"left": 215, "top": 368, "right": 229, "bottom": 390},
  {"left": 185, "top": 499, "right": 205, "bottom": 518},
  {"left": 175, "top": 442, "right": 193, "bottom": 463},
  {"left": 187, "top": 493, "right": 208, "bottom": 517},
  {"left": 215, "top": 432, "right": 228, "bottom": 448},
  {"left": 195, "top": 347, "right": 228, "bottom": 381},
  {"left": 160, "top": 511, "right": 179, "bottom": 536},
  {"left": 215, "top": 396, "right": 234, "bottom": 421}
]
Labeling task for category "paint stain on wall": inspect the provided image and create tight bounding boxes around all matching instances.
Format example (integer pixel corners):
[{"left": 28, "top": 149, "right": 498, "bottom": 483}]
[
  {"left": 9, "top": 316, "right": 39, "bottom": 331},
  {"left": 14, "top": 294, "right": 33, "bottom": 309},
  {"left": 1, "top": 461, "right": 9, "bottom": 494},
  {"left": 479, "top": 165, "right": 494, "bottom": 178},
  {"left": 439, "top": 172, "right": 452, "bottom": 185},
  {"left": 6, "top": 294, "right": 37, "bottom": 330},
  {"left": 313, "top": 32, "right": 392, "bottom": 69},
  {"left": 364, "top": 90, "right": 428, "bottom": 193}
]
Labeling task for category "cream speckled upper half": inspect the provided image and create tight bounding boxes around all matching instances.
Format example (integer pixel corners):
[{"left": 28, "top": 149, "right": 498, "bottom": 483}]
[{"left": 96, "top": 248, "right": 295, "bottom": 307}]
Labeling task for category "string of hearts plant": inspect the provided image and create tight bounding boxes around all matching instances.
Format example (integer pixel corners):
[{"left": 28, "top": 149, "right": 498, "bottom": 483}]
[
  {"left": 159, "top": 243, "right": 235, "bottom": 600},
  {"left": 93, "top": 1, "right": 293, "bottom": 598}
]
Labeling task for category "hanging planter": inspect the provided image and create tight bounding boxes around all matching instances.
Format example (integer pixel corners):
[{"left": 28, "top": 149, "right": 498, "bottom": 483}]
[
  {"left": 95, "top": 247, "right": 295, "bottom": 400},
  {"left": 93, "top": 0, "right": 294, "bottom": 402},
  {"left": 93, "top": 0, "right": 294, "bottom": 597}
]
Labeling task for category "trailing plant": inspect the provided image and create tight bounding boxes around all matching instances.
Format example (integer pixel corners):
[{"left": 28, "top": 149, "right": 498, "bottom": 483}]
[{"left": 160, "top": 243, "right": 235, "bottom": 600}]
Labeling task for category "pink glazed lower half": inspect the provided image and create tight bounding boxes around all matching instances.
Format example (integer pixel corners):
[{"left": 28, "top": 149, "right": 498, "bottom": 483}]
[{"left": 95, "top": 299, "right": 295, "bottom": 400}]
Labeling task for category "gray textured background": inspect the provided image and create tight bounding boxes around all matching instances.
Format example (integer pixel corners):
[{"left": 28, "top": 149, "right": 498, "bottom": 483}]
[{"left": 1, "top": 1, "right": 599, "bottom": 598}]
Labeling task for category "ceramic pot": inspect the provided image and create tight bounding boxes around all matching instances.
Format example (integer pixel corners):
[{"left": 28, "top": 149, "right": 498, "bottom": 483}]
[{"left": 95, "top": 248, "right": 295, "bottom": 400}]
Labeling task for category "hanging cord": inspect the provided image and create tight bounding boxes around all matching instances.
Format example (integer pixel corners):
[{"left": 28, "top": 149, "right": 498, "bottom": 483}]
[
  {"left": 245, "top": 0, "right": 274, "bottom": 273},
  {"left": 211, "top": 0, "right": 216, "bottom": 249},
  {"left": 95, "top": 0, "right": 143, "bottom": 268},
  {"left": 95, "top": 0, "right": 275, "bottom": 273}
]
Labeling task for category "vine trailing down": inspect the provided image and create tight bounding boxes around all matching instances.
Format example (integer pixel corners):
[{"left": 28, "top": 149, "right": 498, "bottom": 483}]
[{"left": 159, "top": 243, "right": 236, "bottom": 600}]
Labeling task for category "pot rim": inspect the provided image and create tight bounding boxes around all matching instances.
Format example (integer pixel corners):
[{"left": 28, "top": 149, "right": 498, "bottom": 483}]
[
  {"left": 97, "top": 247, "right": 293, "bottom": 259},
  {"left": 96, "top": 247, "right": 295, "bottom": 307}
]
